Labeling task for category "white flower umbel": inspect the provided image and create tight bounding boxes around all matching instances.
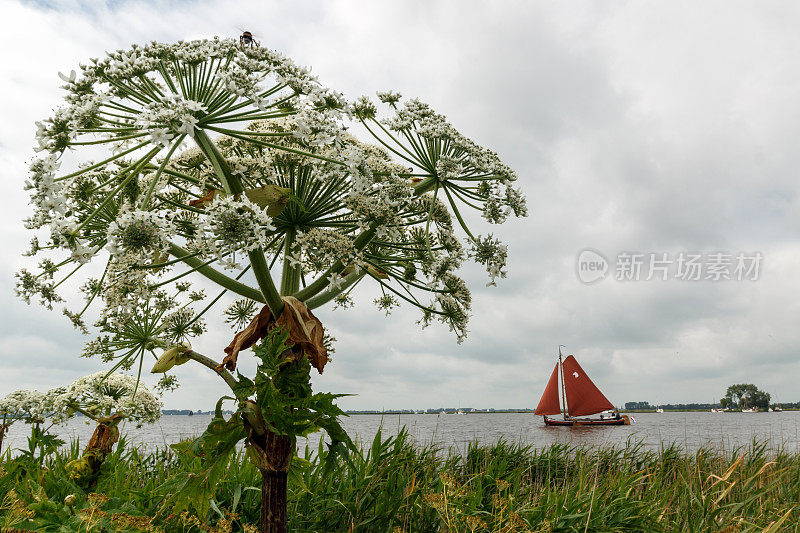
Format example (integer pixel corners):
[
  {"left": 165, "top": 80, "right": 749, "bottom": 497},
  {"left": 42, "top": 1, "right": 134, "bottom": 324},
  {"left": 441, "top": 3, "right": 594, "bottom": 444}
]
[
  {"left": 51, "top": 371, "right": 162, "bottom": 425},
  {"left": 106, "top": 210, "right": 176, "bottom": 263},
  {"left": 17, "top": 36, "right": 525, "bottom": 384},
  {"left": 199, "top": 195, "right": 275, "bottom": 269},
  {"left": 0, "top": 389, "right": 49, "bottom": 422}
]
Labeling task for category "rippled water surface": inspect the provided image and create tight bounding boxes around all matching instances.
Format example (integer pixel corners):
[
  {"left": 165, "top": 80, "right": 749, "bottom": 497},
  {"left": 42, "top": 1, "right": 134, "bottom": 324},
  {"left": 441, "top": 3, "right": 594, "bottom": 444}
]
[{"left": 4, "top": 412, "right": 800, "bottom": 455}]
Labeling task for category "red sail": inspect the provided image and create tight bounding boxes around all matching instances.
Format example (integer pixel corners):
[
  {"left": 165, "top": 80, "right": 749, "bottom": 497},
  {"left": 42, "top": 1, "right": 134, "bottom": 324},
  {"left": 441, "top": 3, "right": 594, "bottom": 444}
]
[
  {"left": 534, "top": 364, "right": 561, "bottom": 415},
  {"left": 562, "top": 355, "right": 615, "bottom": 416}
]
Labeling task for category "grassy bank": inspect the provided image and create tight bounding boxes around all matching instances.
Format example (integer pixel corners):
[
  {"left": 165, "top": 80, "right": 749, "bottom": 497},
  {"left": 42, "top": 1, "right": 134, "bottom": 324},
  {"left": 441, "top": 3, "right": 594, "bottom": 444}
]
[{"left": 1, "top": 429, "right": 798, "bottom": 532}]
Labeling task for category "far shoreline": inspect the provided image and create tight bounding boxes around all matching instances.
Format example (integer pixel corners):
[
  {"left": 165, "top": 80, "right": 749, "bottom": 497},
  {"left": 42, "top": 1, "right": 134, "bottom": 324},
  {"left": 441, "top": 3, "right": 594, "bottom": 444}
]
[{"left": 159, "top": 408, "right": 800, "bottom": 416}]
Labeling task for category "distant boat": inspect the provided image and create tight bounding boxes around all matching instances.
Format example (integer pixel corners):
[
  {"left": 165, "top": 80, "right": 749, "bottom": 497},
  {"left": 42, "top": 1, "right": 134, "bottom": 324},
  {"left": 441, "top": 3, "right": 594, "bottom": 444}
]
[
  {"left": 534, "top": 346, "right": 632, "bottom": 426},
  {"left": 456, "top": 410, "right": 466, "bottom": 415},
  {"left": 742, "top": 407, "right": 758, "bottom": 413},
  {"left": 711, "top": 408, "right": 724, "bottom": 413},
  {"left": 656, "top": 408, "right": 664, "bottom": 413}
]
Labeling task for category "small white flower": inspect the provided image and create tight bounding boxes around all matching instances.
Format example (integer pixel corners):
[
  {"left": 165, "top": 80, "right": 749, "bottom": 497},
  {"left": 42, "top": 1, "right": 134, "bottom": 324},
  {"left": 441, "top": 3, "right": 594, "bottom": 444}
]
[
  {"left": 286, "top": 253, "right": 302, "bottom": 267},
  {"left": 58, "top": 70, "right": 77, "bottom": 83},
  {"left": 150, "top": 127, "right": 173, "bottom": 147},
  {"left": 184, "top": 100, "right": 207, "bottom": 112},
  {"left": 177, "top": 114, "right": 199, "bottom": 137},
  {"left": 327, "top": 272, "right": 345, "bottom": 290}
]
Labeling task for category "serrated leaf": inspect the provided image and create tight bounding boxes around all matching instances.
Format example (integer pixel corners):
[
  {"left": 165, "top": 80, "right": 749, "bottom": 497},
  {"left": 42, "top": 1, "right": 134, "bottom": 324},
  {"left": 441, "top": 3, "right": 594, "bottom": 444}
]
[{"left": 164, "top": 406, "right": 247, "bottom": 515}]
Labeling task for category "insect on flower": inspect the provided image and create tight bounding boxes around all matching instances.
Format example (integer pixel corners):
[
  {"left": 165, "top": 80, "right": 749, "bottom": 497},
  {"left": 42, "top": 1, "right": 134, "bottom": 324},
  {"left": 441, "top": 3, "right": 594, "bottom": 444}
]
[{"left": 239, "top": 30, "right": 260, "bottom": 49}]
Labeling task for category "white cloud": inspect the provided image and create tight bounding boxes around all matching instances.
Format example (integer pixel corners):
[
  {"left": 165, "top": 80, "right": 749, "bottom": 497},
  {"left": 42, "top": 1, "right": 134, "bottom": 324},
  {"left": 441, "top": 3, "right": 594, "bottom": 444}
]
[{"left": 1, "top": 0, "right": 799, "bottom": 411}]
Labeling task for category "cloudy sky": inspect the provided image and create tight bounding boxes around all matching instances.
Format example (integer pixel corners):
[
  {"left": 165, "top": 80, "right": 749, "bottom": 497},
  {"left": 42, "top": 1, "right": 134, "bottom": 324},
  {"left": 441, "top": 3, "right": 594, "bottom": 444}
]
[{"left": 1, "top": 0, "right": 799, "bottom": 411}]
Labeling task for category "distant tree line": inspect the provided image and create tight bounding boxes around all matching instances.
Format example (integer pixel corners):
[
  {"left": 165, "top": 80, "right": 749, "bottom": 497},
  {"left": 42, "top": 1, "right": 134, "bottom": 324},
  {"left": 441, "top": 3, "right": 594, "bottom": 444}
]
[
  {"left": 625, "top": 384, "right": 794, "bottom": 412},
  {"left": 656, "top": 403, "right": 716, "bottom": 411},
  {"left": 624, "top": 401, "right": 717, "bottom": 411}
]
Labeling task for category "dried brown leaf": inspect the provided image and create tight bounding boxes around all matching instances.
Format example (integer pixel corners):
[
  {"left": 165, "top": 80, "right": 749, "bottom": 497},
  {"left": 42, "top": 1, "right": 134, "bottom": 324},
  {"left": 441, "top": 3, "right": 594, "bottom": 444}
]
[{"left": 220, "top": 297, "right": 328, "bottom": 373}]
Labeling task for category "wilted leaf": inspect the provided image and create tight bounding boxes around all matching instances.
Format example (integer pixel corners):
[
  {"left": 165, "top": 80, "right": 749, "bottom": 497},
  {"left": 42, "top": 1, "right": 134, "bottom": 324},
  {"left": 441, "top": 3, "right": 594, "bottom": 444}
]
[
  {"left": 188, "top": 189, "right": 218, "bottom": 208},
  {"left": 366, "top": 265, "right": 389, "bottom": 279},
  {"left": 150, "top": 250, "right": 170, "bottom": 270},
  {"left": 187, "top": 185, "right": 291, "bottom": 217},
  {"left": 341, "top": 264, "right": 388, "bottom": 279},
  {"left": 221, "top": 296, "right": 328, "bottom": 374}
]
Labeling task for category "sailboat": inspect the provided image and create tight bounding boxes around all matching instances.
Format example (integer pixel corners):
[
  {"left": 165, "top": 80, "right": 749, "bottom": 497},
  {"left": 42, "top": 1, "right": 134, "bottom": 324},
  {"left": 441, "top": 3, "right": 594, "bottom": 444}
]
[{"left": 534, "top": 346, "right": 632, "bottom": 426}]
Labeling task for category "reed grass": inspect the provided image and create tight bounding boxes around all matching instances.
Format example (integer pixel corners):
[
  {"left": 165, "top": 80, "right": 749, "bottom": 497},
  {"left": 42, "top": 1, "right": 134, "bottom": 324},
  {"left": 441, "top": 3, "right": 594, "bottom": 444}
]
[{"left": 1, "top": 429, "right": 797, "bottom": 532}]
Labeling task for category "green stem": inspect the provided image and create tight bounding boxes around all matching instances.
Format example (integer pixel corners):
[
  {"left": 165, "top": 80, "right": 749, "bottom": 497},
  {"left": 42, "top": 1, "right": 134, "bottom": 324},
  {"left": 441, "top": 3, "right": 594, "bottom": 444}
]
[
  {"left": 67, "top": 404, "right": 100, "bottom": 422},
  {"left": 183, "top": 350, "right": 245, "bottom": 401},
  {"left": 293, "top": 226, "right": 377, "bottom": 302},
  {"left": 167, "top": 243, "right": 264, "bottom": 302},
  {"left": 55, "top": 142, "right": 150, "bottom": 181},
  {"left": 305, "top": 272, "right": 364, "bottom": 309},
  {"left": 192, "top": 129, "right": 284, "bottom": 317},
  {"left": 280, "top": 228, "right": 298, "bottom": 296},
  {"left": 193, "top": 129, "right": 237, "bottom": 194},
  {"left": 140, "top": 135, "right": 186, "bottom": 208},
  {"left": 248, "top": 250, "right": 284, "bottom": 317}
]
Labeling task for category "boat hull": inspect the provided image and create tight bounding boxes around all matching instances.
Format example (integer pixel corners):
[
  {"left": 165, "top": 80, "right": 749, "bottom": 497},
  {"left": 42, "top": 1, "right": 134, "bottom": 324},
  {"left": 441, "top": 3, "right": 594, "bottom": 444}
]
[{"left": 543, "top": 415, "right": 631, "bottom": 426}]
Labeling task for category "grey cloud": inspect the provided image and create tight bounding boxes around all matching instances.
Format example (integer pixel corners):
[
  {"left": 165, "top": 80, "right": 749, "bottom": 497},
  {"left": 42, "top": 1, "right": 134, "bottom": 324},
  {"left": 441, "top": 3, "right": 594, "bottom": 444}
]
[{"left": 1, "top": 1, "right": 799, "bottom": 411}]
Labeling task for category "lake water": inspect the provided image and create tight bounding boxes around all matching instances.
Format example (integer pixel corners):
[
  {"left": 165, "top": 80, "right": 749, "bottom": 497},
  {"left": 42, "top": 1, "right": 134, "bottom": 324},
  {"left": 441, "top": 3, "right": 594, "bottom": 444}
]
[{"left": 3, "top": 411, "right": 800, "bottom": 456}]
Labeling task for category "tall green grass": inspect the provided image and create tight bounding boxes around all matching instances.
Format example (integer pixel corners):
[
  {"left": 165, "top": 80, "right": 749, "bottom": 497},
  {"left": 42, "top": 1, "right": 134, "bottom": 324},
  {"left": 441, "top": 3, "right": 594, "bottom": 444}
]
[{"left": 1, "top": 429, "right": 798, "bottom": 531}]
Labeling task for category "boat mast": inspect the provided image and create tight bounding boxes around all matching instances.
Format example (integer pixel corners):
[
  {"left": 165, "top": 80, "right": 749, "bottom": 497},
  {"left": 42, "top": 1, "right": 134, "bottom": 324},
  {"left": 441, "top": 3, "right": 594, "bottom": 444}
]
[{"left": 558, "top": 345, "right": 568, "bottom": 420}]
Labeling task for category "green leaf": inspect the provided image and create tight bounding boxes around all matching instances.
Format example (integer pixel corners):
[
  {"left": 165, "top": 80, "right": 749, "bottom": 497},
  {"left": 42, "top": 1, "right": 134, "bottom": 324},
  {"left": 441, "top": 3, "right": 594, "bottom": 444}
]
[
  {"left": 233, "top": 372, "right": 255, "bottom": 399},
  {"left": 163, "top": 407, "right": 247, "bottom": 515},
  {"left": 288, "top": 455, "right": 311, "bottom": 493},
  {"left": 209, "top": 497, "right": 225, "bottom": 519}
]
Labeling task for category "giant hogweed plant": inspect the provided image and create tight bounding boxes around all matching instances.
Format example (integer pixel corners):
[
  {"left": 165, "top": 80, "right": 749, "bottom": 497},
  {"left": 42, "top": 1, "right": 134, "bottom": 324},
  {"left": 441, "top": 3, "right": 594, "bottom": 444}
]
[
  {"left": 0, "top": 373, "right": 160, "bottom": 484},
  {"left": 16, "top": 38, "right": 526, "bottom": 531}
]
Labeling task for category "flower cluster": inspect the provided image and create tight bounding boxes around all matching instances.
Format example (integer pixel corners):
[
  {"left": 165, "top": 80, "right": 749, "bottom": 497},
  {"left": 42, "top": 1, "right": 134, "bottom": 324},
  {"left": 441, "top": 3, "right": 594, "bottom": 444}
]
[
  {"left": 106, "top": 209, "right": 176, "bottom": 262},
  {"left": 296, "top": 228, "right": 359, "bottom": 274},
  {"left": 50, "top": 371, "right": 162, "bottom": 425},
  {"left": 224, "top": 298, "right": 259, "bottom": 329},
  {"left": 17, "top": 36, "right": 525, "bottom": 373},
  {"left": 14, "top": 268, "right": 62, "bottom": 309},
  {"left": 137, "top": 94, "right": 207, "bottom": 138},
  {"left": 0, "top": 390, "right": 50, "bottom": 422},
  {"left": 198, "top": 195, "right": 275, "bottom": 269},
  {"left": 24, "top": 155, "right": 65, "bottom": 227},
  {"left": 470, "top": 234, "right": 509, "bottom": 286}
]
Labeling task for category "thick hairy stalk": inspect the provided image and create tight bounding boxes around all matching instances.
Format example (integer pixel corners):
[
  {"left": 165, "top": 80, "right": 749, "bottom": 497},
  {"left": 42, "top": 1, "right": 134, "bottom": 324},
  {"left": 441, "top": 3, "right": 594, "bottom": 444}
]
[
  {"left": 69, "top": 414, "right": 122, "bottom": 487},
  {"left": 257, "top": 431, "right": 292, "bottom": 533}
]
